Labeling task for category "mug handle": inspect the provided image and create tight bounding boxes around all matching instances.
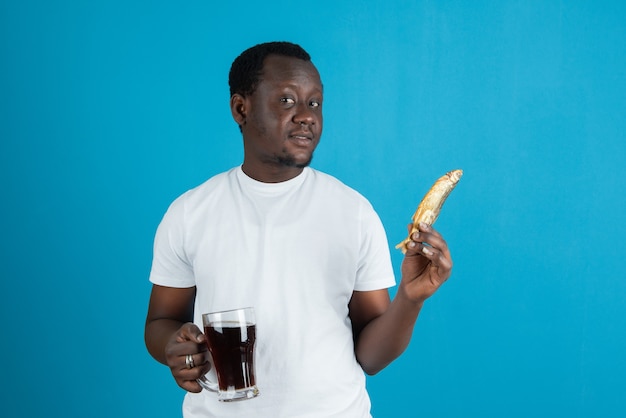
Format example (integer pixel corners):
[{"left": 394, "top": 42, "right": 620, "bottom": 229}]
[
  {"left": 196, "top": 353, "right": 218, "bottom": 392},
  {"left": 197, "top": 375, "right": 218, "bottom": 392}
]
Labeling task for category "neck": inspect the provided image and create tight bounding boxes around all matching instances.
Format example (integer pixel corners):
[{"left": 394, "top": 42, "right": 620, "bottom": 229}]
[{"left": 241, "top": 161, "right": 305, "bottom": 183}]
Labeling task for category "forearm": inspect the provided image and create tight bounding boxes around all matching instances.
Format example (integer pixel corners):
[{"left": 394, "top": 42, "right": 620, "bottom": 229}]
[
  {"left": 145, "top": 318, "right": 186, "bottom": 365},
  {"left": 354, "top": 291, "right": 424, "bottom": 375},
  {"left": 145, "top": 285, "right": 197, "bottom": 365}
]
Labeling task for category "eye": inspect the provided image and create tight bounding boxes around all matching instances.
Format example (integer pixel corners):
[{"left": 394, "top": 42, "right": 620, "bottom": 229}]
[
  {"left": 309, "top": 100, "right": 321, "bottom": 108},
  {"left": 280, "top": 97, "right": 295, "bottom": 105}
]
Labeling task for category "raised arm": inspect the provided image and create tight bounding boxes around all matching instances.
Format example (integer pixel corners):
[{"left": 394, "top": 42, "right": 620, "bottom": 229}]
[{"left": 350, "top": 222, "right": 453, "bottom": 375}]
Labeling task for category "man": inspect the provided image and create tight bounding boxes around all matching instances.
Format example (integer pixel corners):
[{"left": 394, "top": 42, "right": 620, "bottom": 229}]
[{"left": 145, "top": 41, "right": 453, "bottom": 417}]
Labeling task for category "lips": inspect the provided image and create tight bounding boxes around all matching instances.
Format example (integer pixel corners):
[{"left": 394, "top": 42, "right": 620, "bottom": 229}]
[{"left": 288, "top": 131, "right": 314, "bottom": 146}]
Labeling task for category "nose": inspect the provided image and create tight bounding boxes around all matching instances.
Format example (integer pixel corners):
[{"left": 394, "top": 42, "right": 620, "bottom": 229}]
[{"left": 293, "top": 104, "right": 316, "bottom": 126}]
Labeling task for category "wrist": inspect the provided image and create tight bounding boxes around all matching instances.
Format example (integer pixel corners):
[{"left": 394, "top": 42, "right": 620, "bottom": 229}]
[{"left": 395, "top": 284, "right": 426, "bottom": 310}]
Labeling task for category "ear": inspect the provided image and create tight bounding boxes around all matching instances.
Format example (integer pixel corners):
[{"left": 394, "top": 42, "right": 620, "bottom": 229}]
[{"left": 230, "top": 94, "right": 247, "bottom": 126}]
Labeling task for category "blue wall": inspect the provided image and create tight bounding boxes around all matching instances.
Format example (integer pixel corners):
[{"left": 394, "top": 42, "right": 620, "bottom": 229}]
[{"left": 2, "top": 1, "right": 625, "bottom": 417}]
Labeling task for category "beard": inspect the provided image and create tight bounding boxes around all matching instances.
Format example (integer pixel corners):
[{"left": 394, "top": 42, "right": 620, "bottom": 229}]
[{"left": 275, "top": 148, "right": 314, "bottom": 169}]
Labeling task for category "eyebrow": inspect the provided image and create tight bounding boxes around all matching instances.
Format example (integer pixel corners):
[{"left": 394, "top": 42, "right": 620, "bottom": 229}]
[{"left": 278, "top": 81, "right": 324, "bottom": 93}]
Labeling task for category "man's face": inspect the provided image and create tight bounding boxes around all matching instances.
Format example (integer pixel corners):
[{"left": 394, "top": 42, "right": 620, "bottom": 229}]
[{"left": 239, "top": 55, "right": 323, "bottom": 181}]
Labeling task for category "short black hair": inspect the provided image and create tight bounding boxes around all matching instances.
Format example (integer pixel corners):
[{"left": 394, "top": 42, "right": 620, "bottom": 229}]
[{"left": 228, "top": 41, "right": 311, "bottom": 97}]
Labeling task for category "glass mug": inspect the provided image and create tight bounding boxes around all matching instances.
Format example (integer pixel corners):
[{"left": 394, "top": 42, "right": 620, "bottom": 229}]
[{"left": 197, "top": 307, "right": 260, "bottom": 402}]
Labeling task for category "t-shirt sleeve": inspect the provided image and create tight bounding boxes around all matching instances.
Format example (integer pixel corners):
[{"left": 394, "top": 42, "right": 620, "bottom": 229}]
[
  {"left": 149, "top": 196, "right": 196, "bottom": 288},
  {"left": 354, "top": 200, "right": 396, "bottom": 291}
]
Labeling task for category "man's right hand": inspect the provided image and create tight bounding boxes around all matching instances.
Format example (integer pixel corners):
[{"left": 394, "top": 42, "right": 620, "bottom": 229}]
[{"left": 164, "top": 322, "right": 210, "bottom": 393}]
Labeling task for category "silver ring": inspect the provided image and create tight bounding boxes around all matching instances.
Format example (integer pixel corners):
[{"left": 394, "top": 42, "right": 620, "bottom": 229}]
[{"left": 185, "top": 354, "right": 195, "bottom": 369}]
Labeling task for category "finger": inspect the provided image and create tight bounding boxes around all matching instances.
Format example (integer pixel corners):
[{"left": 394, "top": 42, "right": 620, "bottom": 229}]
[
  {"left": 404, "top": 238, "right": 426, "bottom": 256},
  {"left": 423, "top": 248, "right": 454, "bottom": 281},
  {"left": 176, "top": 323, "right": 206, "bottom": 344},
  {"left": 411, "top": 237, "right": 450, "bottom": 267},
  {"left": 166, "top": 338, "right": 208, "bottom": 361},
  {"left": 432, "top": 248, "right": 453, "bottom": 271},
  {"left": 165, "top": 331, "right": 209, "bottom": 371},
  {"left": 173, "top": 355, "right": 212, "bottom": 393},
  {"left": 177, "top": 361, "right": 212, "bottom": 385},
  {"left": 179, "top": 351, "right": 210, "bottom": 371},
  {"left": 414, "top": 224, "right": 449, "bottom": 253},
  {"left": 418, "top": 222, "right": 441, "bottom": 236},
  {"left": 178, "top": 377, "right": 204, "bottom": 393}
]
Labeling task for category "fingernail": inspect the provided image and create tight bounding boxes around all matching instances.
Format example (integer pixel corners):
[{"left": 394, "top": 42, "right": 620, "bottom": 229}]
[
  {"left": 419, "top": 222, "right": 429, "bottom": 230},
  {"left": 412, "top": 231, "right": 420, "bottom": 240},
  {"left": 408, "top": 241, "right": 416, "bottom": 249},
  {"left": 422, "top": 246, "right": 433, "bottom": 255}
]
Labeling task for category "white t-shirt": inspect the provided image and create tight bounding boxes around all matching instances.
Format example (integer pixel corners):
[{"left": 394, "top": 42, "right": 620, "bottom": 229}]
[{"left": 150, "top": 166, "right": 396, "bottom": 418}]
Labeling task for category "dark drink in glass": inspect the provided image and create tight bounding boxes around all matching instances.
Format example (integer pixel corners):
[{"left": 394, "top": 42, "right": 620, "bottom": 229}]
[
  {"left": 204, "top": 322, "right": 257, "bottom": 394},
  {"left": 198, "top": 307, "right": 259, "bottom": 402}
]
